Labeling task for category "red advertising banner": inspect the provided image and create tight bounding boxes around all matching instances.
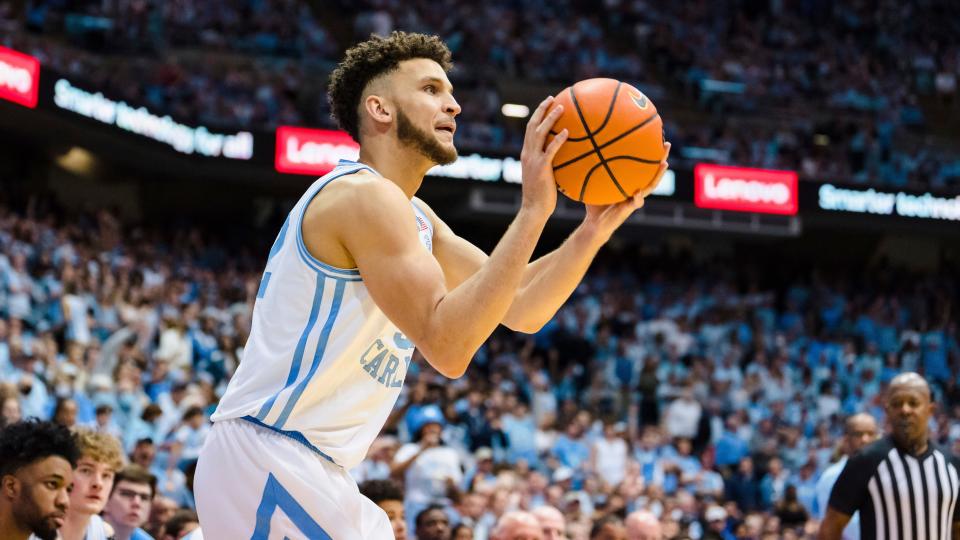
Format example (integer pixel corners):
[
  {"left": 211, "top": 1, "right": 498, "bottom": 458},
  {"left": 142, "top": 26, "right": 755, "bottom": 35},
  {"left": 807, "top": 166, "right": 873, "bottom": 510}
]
[
  {"left": 694, "top": 164, "right": 798, "bottom": 215},
  {"left": 275, "top": 126, "right": 359, "bottom": 176},
  {"left": 0, "top": 46, "right": 40, "bottom": 109}
]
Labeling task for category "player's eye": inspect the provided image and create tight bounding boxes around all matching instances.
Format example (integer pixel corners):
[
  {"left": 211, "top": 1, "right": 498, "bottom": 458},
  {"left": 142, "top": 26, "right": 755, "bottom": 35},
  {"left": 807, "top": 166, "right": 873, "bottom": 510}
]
[{"left": 424, "top": 85, "right": 437, "bottom": 94}]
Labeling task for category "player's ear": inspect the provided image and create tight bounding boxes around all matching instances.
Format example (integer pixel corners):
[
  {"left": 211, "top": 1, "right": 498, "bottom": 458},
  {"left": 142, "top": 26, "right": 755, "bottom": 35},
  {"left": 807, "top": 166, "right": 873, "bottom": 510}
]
[
  {"left": 1, "top": 474, "right": 20, "bottom": 498},
  {"left": 363, "top": 94, "right": 393, "bottom": 127}
]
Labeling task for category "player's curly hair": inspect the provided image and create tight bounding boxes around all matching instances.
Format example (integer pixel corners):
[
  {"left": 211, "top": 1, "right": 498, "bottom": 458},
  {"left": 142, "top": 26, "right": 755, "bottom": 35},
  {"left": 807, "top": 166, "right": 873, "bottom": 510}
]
[
  {"left": 328, "top": 31, "right": 453, "bottom": 142},
  {"left": 358, "top": 478, "right": 405, "bottom": 504},
  {"left": 0, "top": 420, "right": 80, "bottom": 477}
]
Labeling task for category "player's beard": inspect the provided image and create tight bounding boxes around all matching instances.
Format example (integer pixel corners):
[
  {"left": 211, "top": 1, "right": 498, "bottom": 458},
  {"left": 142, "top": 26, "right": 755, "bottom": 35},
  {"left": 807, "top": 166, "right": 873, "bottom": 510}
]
[
  {"left": 16, "top": 501, "right": 61, "bottom": 540},
  {"left": 396, "top": 109, "right": 457, "bottom": 166}
]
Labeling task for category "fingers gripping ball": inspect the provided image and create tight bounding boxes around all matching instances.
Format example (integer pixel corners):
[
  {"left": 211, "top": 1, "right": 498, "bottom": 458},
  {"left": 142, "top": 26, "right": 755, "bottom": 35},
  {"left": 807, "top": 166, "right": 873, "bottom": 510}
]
[{"left": 547, "top": 78, "right": 665, "bottom": 205}]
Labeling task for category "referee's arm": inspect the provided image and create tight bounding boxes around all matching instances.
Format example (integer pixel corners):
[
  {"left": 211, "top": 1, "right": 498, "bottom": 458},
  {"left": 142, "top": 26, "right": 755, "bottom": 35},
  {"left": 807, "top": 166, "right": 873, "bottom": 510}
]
[
  {"left": 818, "top": 508, "right": 852, "bottom": 540},
  {"left": 953, "top": 453, "right": 960, "bottom": 539}
]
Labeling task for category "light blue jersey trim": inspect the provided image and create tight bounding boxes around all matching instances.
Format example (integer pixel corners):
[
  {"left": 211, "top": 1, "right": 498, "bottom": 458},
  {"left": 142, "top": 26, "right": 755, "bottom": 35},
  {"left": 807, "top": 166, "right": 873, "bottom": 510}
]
[
  {"left": 256, "top": 272, "right": 272, "bottom": 299},
  {"left": 294, "top": 163, "right": 376, "bottom": 281},
  {"left": 254, "top": 273, "right": 326, "bottom": 421},
  {"left": 275, "top": 279, "right": 346, "bottom": 429},
  {"left": 268, "top": 215, "right": 290, "bottom": 262},
  {"left": 295, "top": 231, "right": 362, "bottom": 282},
  {"left": 251, "top": 472, "right": 333, "bottom": 540}
]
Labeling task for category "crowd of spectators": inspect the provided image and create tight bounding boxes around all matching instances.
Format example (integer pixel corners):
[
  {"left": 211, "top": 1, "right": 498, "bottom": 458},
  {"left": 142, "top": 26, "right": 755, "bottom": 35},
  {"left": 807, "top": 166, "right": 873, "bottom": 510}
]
[
  {"left": 0, "top": 193, "right": 958, "bottom": 539},
  {"left": 2, "top": 1, "right": 960, "bottom": 189}
]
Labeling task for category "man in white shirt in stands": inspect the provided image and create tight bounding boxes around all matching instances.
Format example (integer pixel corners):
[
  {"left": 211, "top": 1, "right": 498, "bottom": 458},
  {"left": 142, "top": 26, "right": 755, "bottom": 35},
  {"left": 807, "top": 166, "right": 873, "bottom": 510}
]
[
  {"left": 663, "top": 386, "right": 701, "bottom": 440},
  {"left": 393, "top": 405, "right": 463, "bottom": 534}
]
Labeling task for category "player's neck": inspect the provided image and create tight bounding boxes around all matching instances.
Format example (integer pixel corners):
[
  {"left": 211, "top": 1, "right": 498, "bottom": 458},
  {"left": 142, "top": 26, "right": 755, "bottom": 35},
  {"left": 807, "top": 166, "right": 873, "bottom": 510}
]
[
  {"left": 0, "top": 508, "right": 31, "bottom": 540},
  {"left": 357, "top": 143, "right": 432, "bottom": 199},
  {"left": 60, "top": 511, "right": 92, "bottom": 540}
]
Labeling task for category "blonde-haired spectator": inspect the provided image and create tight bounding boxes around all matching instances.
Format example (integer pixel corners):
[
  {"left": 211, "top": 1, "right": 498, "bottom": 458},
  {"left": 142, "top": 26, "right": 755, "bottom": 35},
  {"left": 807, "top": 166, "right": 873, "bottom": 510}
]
[{"left": 51, "top": 428, "right": 124, "bottom": 540}]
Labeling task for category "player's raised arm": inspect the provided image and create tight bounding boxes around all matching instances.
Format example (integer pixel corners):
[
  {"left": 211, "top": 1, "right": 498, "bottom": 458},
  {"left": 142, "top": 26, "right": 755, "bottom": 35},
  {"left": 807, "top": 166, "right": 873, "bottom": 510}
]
[
  {"left": 421, "top": 142, "right": 669, "bottom": 333},
  {"left": 326, "top": 98, "right": 568, "bottom": 378}
]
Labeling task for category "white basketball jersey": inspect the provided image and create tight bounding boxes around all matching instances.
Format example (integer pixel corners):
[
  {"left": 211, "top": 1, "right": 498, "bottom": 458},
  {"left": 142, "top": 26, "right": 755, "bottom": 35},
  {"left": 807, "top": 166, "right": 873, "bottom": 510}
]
[{"left": 212, "top": 160, "right": 433, "bottom": 470}]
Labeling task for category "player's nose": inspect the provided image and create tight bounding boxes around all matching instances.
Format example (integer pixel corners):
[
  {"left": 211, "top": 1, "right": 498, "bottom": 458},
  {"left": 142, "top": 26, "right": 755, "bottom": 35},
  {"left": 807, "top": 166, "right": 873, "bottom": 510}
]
[
  {"left": 444, "top": 96, "right": 461, "bottom": 117},
  {"left": 55, "top": 488, "right": 70, "bottom": 508}
]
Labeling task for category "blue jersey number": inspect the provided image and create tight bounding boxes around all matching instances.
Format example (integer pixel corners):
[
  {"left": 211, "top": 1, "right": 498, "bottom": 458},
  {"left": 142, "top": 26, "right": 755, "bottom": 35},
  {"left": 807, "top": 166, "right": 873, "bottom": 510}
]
[{"left": 258, "top": 216, "right": 290, "bottom": 298}]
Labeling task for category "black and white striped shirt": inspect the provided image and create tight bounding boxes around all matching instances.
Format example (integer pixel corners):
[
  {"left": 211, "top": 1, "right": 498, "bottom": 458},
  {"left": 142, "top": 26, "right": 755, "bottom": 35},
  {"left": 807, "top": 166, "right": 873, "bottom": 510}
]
[{"left": 829, "top": 436, "right": 960, "bottom": 540}]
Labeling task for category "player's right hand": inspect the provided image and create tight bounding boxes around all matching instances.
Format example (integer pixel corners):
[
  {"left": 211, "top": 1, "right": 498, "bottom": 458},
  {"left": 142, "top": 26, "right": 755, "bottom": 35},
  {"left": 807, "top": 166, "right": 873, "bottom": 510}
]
[
  {"left": 582, "top": 141, "right": 671, "bottom": 243},
  {"left": 519, "top": 96, "right": 568, "bottom": 218}
]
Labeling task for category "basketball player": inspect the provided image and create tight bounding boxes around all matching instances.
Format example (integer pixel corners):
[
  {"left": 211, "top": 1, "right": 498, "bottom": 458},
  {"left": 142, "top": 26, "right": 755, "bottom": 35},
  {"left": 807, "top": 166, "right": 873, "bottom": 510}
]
[{"left": 195, "top": 31, "right": 670, "bottom": 538}]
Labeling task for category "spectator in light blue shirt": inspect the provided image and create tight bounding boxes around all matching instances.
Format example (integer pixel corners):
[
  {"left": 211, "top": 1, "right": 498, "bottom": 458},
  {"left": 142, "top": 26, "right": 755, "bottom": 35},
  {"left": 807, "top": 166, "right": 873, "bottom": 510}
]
[
  {"left": 792, "top": 461, "right": 820, "bottom": 514},
  {"left": 502, "top": 402, "right": 537, "bottom": 464},
  {"left": 814, "top": 413, "right": 879, "bottom": 540},
  {"left": 714, "top": 417, "right": 750, "bottom": 468},
  {"left": 551, "top": 422, "right": 590, "bottom": 471}
]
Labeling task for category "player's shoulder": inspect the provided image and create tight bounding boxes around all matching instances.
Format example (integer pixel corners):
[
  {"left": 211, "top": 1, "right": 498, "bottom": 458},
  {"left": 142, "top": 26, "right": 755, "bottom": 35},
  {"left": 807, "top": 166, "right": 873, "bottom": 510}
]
[
  {"left": 325, "top": 168, "right": 405, "bottom": 201},
  {"left": 310, "top": 169, "right": 411, "bottom": 222}
]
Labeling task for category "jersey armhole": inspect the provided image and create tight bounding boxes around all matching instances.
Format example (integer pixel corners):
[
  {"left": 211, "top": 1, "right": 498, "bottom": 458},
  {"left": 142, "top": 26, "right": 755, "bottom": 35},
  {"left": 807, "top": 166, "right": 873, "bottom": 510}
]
[{"left": 295, "top": 166, "right": 373, "bottom": 281}]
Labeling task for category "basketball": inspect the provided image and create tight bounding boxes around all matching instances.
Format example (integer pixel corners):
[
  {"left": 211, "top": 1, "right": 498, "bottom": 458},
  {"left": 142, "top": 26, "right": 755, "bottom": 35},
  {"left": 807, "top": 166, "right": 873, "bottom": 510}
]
[{"left": 547, "top": 78, "right": 665, "bottom": 205}]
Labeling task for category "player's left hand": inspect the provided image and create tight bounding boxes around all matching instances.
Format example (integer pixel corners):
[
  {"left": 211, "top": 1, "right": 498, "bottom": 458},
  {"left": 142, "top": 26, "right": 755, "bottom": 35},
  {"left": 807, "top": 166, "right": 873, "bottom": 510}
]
[{"left": 582, "top": 142, "right": 670, "bottom": 240}]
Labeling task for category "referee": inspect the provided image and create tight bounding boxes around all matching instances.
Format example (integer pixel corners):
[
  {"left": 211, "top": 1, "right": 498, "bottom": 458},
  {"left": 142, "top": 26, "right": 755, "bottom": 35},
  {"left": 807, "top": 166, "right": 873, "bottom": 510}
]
[{"left": 819, "top": 372, "right": 960, "bottom": 540}]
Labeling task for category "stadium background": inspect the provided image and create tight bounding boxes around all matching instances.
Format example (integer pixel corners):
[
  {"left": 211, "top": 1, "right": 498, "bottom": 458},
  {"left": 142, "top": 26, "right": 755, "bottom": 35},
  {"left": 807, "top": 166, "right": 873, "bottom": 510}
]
[{"left": 0, "top": 0, "right": 959, "bottom": 539}]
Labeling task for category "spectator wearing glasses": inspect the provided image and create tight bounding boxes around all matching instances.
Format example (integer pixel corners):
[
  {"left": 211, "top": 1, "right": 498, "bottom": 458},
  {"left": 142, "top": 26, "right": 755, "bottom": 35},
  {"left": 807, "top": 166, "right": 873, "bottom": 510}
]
[{"left": 103, "top": 465, "right": 157, "bottom": 540}]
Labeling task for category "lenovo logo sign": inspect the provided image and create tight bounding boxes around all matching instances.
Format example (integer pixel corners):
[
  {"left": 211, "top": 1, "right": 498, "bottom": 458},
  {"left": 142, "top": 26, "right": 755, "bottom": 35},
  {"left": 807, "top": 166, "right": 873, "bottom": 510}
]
[
  {"left": 275, "top": 126, "right": 359, "bottom": 175},
  {"left": 0, "top": 46, "right": 40, "bottom": 109},
  {"left": 694, "top": 164, "right": 798, "bottom": 215}
]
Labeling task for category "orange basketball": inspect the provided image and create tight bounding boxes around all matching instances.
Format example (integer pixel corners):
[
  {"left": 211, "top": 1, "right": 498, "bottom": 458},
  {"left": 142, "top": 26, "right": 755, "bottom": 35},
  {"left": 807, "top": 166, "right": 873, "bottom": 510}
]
[{"left": 547, "top": 78, "right": 665, "bottom": 205}]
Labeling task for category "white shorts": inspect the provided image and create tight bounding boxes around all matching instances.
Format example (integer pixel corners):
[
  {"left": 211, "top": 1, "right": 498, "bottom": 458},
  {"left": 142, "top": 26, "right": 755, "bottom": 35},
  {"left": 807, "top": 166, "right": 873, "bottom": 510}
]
[{"left": 194, "top": 419, "right": 392, "bottom": 539}]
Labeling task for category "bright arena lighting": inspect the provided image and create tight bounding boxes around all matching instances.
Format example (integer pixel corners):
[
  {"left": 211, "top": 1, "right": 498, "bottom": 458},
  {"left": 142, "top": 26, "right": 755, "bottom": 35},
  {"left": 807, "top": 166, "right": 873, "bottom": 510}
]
[
  {"left": 56, "top": 146, "right": 96, "bottom": 176},
  {"left": 501, "top": 103, "right": 530, "bottom": 118}
]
